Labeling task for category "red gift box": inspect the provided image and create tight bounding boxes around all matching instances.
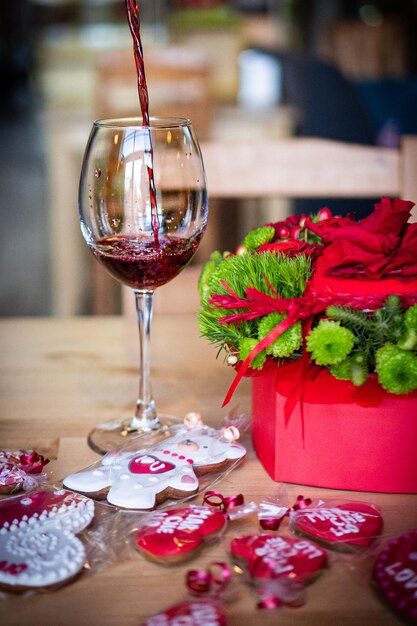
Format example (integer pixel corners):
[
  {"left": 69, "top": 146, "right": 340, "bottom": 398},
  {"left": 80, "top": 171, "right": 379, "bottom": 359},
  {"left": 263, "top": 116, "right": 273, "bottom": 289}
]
[{"left": 252, "top": 360, "right": 417, "bottom": 493}]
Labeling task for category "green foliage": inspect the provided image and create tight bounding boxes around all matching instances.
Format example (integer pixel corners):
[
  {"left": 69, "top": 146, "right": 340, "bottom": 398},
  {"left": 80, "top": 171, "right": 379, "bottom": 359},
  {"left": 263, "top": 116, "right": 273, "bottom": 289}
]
[
  {"left": 198, "top": 251, "right": 311, "bottom": 361},
  {"left": 242, "top": 226, "right": 275, "bottom": 250},
  {"left": 405, "top": 304, "right": 417, "bottom": 330}
]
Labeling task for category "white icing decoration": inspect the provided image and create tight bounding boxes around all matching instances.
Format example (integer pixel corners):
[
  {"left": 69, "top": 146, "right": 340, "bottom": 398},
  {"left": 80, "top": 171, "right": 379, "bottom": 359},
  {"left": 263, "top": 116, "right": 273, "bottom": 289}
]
[
  {"left": 0, "top": 491, "right": 95, "bottom": 589},
  {"left": 0, "top": 528, "right": 85, "bottom": 587}
]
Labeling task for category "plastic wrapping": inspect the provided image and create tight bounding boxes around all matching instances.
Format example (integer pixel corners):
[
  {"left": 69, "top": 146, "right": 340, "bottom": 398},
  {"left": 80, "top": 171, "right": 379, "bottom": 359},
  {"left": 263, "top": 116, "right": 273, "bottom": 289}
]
[
  {"left": 62, "top": 414, "right": 249, "bottom": 511},
  {"left": 0, "top": 449, "right": 50, "bottom": 495},
  {"left": 258, "top": 492, "right": 384, "bottom": 553}
]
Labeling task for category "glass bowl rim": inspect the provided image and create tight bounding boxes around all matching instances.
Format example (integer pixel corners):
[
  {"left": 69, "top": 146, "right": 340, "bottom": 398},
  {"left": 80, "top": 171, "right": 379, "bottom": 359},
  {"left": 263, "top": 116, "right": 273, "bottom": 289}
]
[{"left": 93, "top": 116, "right": 192, "bottom": 130}]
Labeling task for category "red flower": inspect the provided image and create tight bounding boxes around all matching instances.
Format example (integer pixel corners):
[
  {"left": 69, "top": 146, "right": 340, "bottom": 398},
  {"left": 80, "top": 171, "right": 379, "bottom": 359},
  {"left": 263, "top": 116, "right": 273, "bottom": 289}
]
[{"left": 308, "top": 198, "right": 417, "bottom": 282}]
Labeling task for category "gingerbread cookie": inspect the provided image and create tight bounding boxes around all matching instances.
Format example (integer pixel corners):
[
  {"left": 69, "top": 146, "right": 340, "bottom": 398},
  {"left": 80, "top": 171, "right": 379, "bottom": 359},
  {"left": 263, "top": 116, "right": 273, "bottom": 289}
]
[
  {"left": 0, "top": 450, "right": 50, "bottom": 494},
  {"left": 0, "top": 490, "right": 94, "bottom": 591},
  {"left": 373, "top": 529, "right": 417, "bottom": 624},
  {"left": 63, "top": 425, "right": 246, "bottom": 510},
  {"left": 231, "top": 534, "right": 327, "bottom": 583},
  {"left": 291, "top": 501, "right": 383, "bottom": 551},
  {"left": 134, "top": 505, "right": 228, "bottom": 564}
]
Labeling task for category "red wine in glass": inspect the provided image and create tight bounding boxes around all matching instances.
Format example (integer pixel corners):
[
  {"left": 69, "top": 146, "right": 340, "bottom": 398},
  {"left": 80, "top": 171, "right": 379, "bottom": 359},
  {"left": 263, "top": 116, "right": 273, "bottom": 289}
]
[{"left": 93, "top": 233, "right": 203, "bottom": 291}]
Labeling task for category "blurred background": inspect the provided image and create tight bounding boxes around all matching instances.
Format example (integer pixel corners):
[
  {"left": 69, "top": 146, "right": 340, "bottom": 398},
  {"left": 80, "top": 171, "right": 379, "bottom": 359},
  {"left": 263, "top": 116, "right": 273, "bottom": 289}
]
[{"left": 1, "top": 0, "right": 417, "bottom": 317}]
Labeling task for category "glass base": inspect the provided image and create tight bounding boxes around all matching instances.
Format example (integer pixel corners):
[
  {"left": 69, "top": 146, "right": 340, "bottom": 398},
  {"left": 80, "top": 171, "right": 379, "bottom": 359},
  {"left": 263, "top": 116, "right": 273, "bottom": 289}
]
[{"left": 87, "top": 413, "right": 182, "bottom": 455}]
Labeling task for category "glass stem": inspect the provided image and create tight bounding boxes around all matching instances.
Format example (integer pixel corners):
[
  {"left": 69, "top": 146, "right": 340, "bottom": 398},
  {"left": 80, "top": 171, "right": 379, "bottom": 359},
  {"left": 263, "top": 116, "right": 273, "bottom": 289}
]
[{"left": 130, "top": 290, "right": 159, "bottom": 430}]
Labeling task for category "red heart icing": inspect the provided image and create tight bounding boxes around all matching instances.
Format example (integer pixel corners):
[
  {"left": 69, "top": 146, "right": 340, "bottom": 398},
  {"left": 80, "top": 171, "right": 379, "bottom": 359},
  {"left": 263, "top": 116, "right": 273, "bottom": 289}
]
[
  {"left": 128, "top": 454, "right": 176, "bottom": 475},
  {"left": 135, "top": 505, "right": 227, "bottom": 561},
  {"left": 373, "top": 529, "right": 417, "bottom": 623},
  {"left": 231, "top": 534, "right": 327, "bottom": 582},
  {"left": 292, "top": 501, "right": 383, "bottom": 549},
  {"left": 143, "top": 598, "right": 227, "bottom": 626}
]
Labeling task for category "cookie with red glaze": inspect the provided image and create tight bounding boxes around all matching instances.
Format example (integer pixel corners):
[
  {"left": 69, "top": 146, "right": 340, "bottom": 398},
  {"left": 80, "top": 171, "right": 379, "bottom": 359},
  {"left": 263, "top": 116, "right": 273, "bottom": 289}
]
[
  {"left": 291, "top": 501, "right": 383, "bottom": 551},
  {"left": 134, "top": 505, "right": 227, "bottom": 564},
  {"left": 231, "top": 534, "right": 327, "bottom": 583},
  {"left": 142, "top": 598, "right": 227, "bottom": 626},
  {"left": 0, "top": 490, "right": 94, "bottom": 591},
  {"left": 373, "top": 529, "right": 417, "bottom": 624}
]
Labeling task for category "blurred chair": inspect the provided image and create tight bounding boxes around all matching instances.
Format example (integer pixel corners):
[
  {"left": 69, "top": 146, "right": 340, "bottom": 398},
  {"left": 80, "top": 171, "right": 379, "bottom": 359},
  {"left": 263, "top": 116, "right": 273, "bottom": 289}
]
[
  {"left": 94, "top": 46, "right": 215, "bottom": 140},
  {"left": 122, "top": 135, "right": 417, "bottom": 317},
  {"left": 248, "top": 49, "right": 378, "bottom": 218}
]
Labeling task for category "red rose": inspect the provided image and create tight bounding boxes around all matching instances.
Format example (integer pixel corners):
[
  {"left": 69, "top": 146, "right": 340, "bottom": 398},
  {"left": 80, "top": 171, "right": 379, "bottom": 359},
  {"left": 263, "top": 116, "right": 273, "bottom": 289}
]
[{"left": 309, "top": 198, "right": 417, "bottom": 282}]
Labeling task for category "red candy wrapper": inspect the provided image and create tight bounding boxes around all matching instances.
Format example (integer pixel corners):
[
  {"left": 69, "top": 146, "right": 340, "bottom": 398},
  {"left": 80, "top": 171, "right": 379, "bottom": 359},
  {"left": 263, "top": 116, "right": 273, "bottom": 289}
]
[{"left": 373, "top": 529, "right": 417, "bottom": 624}]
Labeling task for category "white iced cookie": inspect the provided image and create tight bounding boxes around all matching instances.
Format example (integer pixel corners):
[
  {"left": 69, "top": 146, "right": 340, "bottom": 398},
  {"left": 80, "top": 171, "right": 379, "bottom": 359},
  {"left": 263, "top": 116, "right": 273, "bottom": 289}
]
[
  {"left": 0, "top": 490, "right": 94, "bottom": 591},
  {"left": 64, "top": 426, "right": 246, "bottom": 510}
]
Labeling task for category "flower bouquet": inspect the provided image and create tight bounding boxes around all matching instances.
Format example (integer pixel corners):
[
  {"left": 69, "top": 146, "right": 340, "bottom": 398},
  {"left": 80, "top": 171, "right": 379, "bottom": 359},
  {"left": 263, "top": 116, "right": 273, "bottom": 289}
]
[{"left": 198, "top": 198, "right": 417, "bottom": 493}]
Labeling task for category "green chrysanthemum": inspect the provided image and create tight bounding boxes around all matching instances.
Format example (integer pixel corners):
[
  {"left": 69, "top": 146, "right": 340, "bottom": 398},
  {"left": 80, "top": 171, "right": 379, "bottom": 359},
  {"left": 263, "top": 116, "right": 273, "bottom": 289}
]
[
  {"left": 375, "top": 343, "right": 417, "bottom": 394},
  {"left": 242, "top": 226, "right": 275, "bottom": 250},
  {"left": 238, "top": 337, "right": 267, "bottom": 370},
  {"left": 405, "top": 304, "right": 417, "bottom": 331},
  {"left": 258, "top": 312, "right": 302, "bottom": 358},
  {"left": 306, "top": 320, "right": 355, "bottom": 365}
]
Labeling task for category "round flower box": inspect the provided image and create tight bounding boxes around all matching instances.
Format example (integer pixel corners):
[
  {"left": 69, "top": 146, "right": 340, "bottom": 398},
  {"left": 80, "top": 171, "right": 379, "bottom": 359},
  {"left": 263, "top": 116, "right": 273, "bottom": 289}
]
[{"left": 252, "top": 360, "right": 417, "bottom": 493}]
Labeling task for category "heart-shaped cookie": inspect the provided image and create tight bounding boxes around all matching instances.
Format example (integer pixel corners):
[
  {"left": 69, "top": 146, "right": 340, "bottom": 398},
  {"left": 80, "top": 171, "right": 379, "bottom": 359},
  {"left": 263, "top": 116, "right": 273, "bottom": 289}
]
[
  {"left": 134, "top": 505, "right": 227, "bottom": 564},
  {"left": 142, "top": 598, "right": 227, "bottom": 626},
  {"left": 0, "top": 490, "right": 94, "bottom": 591},
  {"left": 291, "top": 501, "right": 383, "bottom": 551},
  {"left": 373, "top": 528, "right": 417, "bottom": 624},
  {"left": 231, "top": 534, "right": 327, "bottom": 583}
]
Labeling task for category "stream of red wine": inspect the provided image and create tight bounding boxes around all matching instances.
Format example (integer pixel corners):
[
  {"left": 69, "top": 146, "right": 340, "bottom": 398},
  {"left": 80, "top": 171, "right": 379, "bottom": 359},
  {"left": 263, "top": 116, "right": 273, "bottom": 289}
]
[{"left": 124, "top": 0, "right": 159, "bottom": 241}]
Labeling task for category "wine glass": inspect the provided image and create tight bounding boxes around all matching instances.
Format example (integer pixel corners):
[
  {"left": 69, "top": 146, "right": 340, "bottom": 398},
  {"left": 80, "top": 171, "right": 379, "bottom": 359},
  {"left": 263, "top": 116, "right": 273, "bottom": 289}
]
[{"left": 79, "top": 117, "right": 208, "bottom": 453}]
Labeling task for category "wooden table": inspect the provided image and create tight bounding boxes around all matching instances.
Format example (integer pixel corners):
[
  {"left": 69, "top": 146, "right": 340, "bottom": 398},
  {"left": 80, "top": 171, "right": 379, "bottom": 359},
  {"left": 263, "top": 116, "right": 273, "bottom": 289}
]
[{"left": 0, "top": 316, "right": 416, "bottom": 625}]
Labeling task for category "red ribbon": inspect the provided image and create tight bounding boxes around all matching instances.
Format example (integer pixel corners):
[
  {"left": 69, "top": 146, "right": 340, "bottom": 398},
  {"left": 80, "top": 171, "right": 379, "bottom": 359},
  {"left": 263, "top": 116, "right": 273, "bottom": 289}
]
[
  {"left": 203, "top": 490, "right": 244, "bottom": 515},
  {"left": 259, "top": 495, "right": 312, "bottom": 531},
  {"left": 209, "top": 282, "right": 417, "bottom": 407},
  {"left": 19, "top": 451, "right": 50, "bottom": 474},
  {"left": 186, "top": 562, "right": 231, "bottom": 595},
  {"left": 257, "top": 595, "right": 282, "bottom": 610}
]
